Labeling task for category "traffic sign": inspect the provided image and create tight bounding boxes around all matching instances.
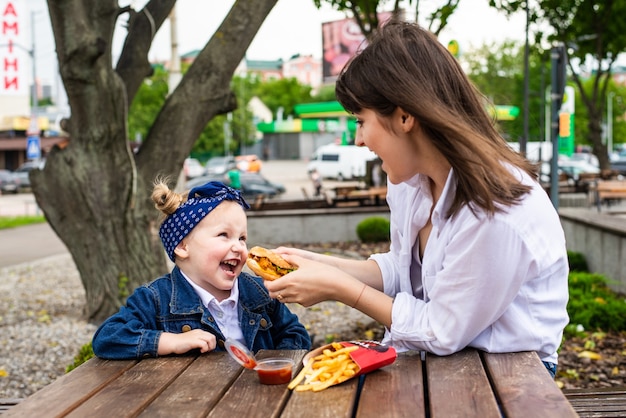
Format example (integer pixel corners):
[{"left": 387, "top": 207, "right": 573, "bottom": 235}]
[{"left": 26, "top": 135, "right": 41, "bottom": 160}]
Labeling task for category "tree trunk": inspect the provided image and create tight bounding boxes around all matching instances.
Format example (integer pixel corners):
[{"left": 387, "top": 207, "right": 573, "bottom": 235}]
[{"left": 39, "top": 0, "right": 278, "bottom": 323}]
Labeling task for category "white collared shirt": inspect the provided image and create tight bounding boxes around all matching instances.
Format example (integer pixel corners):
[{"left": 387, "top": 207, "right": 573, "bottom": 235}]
[
  {"left": 181, "top": 272, "right": 244, "bottom": 344},
  {"left": 370, "top": 168, "right": 569, "bottom": 363}
]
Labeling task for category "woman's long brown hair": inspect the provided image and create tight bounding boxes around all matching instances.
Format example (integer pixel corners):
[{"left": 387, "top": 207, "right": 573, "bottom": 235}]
[{"left": 335, "top": 19, "right": 536, "bottom": 218}]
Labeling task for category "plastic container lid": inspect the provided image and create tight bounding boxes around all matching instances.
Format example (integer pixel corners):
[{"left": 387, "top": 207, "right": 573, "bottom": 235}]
[{"left": 225, "top": 338, "right": 257, "bottom": 369}]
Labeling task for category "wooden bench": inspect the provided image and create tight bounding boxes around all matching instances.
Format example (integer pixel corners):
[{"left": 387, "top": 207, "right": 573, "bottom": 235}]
[
  {"left": 563, "top": 387, "right": 626, "bottom": 417},
  {"left": 592, "top": 180, "right": 626, "bottom": 210}
]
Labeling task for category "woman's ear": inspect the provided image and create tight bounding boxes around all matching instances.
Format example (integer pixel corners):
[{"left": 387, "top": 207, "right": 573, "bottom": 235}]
[
  {"left": 397, "top": 108, "right": 415, "bottom": 133},
  {"left": 174, "top": 241, "right": 189, "bottom": 260}
]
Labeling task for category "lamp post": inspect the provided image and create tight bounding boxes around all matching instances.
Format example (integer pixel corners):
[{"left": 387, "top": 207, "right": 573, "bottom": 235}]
[
  {"left": 549, "top": 43, "right": 567, "bottom": 210},
  {"left": 29, "top": 11, "right": 37, "bottom": 113},
  {"left": 522, "top": 0, "right": 530, "bottom": 156}
]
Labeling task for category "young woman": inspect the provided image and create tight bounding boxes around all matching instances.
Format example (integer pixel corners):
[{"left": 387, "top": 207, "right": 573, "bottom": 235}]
[{"left": 264, "top": 19, "right": 568, "bottom": 377}]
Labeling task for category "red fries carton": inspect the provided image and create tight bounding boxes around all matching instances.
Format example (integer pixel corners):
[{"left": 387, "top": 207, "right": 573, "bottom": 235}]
[{"left": 291, "top": 340, "right": 397, "bottom": 391}]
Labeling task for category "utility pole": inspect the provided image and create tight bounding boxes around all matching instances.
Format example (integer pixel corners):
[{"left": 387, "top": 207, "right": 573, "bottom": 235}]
[
  {"left": 549, "top": 44, "right": 567, "bottom": 210},
  {"left": 521, "top": 0, "right": 530, "bottom": 156},
  {"left": 30, "top": 11, "right": 38, "bottom": 114},
  {"left": 168, "top": 5, "right": 182, "bottom": 94}
]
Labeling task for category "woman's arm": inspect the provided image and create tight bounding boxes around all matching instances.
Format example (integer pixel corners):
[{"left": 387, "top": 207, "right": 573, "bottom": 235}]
[
  {"left": 275, "top": 246, "right": 385, "bottom": 290},
  {"left": 263, "top": 253, "right": 393, "bottom": 328}
]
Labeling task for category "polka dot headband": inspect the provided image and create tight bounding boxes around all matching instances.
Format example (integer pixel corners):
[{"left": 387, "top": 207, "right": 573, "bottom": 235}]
[{"left": 159, "top": 181, "right": 250, "bottom": 261}]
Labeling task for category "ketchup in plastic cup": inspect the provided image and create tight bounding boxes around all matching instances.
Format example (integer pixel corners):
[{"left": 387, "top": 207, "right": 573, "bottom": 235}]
[
  {"left": 255, "top": 358, "right": 295, "bottom": 385},
  {"left": 225, "top": 339, "right": 294, "bottom": 385}
]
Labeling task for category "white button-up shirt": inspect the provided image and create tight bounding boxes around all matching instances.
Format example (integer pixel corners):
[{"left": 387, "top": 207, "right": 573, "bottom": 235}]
[
  {"left": 370, "top": 168, "right": 569, "bottom": 363},
  {"left": 182, "top": 272, "right": 245, "bottom": 344}
]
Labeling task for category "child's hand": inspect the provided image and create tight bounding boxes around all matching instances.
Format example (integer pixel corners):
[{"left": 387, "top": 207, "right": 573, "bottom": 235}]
[{"left": 157, "top": 329, "right": 217, "bottom": 355}]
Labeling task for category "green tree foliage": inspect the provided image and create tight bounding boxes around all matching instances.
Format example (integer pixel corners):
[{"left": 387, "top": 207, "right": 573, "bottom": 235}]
[
  {"left": 313, "top": 83, "right": 338, "bottom": 102},
  {"left": 314, "top": 0, "right": 461, "bottom": 37},
  {"left": 254, "top": 77, "right": 314, "bottom": 117},
  {"left": 490, "top": 0, "right": 626, "bottom": 169},
  {"left": 128, "top": 70, "right": 316, "bottom": 160},
  {"left": 195, "top": 75, "right": 313, "bottom": 158},
  {"left": 128, "top": 66, "right": 168, "bottom": 144},
  {"left": 463, "top": 40, "right": 553, "bottom": 145}
]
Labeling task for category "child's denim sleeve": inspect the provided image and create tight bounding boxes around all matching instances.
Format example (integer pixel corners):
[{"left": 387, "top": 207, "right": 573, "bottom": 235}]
[{"left": 92, "top": 286, "right": 162, "bottom": 360}]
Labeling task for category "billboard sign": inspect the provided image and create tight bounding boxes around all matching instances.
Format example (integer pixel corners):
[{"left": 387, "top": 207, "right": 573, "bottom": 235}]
[
  {"left": 0, "top": 0, "right": 28, "bottom": 96},
  {"left": 322, "top": 13, "right": 392, "bottom": 83}
]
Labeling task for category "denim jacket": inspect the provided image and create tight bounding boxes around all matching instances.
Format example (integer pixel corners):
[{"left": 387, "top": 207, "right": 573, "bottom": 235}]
[{"left": 92, "top": 267, "right": 311, "bottom": 359}]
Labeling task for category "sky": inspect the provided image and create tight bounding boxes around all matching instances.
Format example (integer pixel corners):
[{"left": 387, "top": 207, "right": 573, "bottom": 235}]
[
  {"left": 140, "top": 0, "right": 527, "bottom": 62},
  {"left": 26, "top": 0, "right": 527, "bottom": 98}
]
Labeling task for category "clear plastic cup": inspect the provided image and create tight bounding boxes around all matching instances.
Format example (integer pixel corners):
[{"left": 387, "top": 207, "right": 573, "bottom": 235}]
[{"left": 254, "top": 358, "right": 295, "bottom": 385}]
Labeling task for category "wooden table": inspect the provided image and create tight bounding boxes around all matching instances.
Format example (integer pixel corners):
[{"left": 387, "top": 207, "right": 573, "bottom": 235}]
[{"left": 5, "top": 348, "right": 577, "bottom": 418}]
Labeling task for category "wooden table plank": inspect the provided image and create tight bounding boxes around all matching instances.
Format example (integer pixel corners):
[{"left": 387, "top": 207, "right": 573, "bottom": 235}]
[
  {"left": 65, "top": 356, "right": 195, "bottom": 418},
  {"left": 355, "top": 351, "right": 425, "bottom": 418},
  {"left": 3, "top": 358, "right": 136, "bottom": 418},
  {"left": 482, "top": 351, "right": 579, "bottom": 418},
  {"left": 427, "top": 349, "right": 501, "bottom": 418},
  {"left": 137, "top": 352, "right": 242, "bottom": 418},
  {"left": 207, "top": 350, "right": 306, "bottom": 418},
  {"left": 281, "top": 378, "right": 360, "bottom": 418}
]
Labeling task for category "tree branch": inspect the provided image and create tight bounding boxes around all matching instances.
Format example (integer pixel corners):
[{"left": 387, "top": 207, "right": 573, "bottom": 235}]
[{"left": 116, "top": 0, "right": 176, "bottom": 105}]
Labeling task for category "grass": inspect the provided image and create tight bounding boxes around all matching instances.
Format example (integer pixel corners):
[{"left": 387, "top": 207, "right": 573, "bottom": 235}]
[{"left": 0, "top": 215, "right": 46, "bottom": 230}]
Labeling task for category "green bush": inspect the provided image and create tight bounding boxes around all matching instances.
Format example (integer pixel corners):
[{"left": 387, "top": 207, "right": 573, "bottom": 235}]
[
  {"left": 566, "top": 272, "right": 626, "bottom": 333},
  {"left": 356, "top": 216, "right": 390, "bottom": 243},
  {"left": 66, "top": 342, "right": 94, "bottom": 373},
  {"left": 567, "top": 250, "right": 589, "bottom": 272}
]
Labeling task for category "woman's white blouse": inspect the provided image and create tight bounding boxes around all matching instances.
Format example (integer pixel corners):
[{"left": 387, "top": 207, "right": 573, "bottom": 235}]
[{"left": 370, "top": 168, "right": 569, "bottom": 363}]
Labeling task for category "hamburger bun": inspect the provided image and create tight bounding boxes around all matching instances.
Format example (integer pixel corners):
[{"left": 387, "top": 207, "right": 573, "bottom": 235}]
[{"left": 247, "top": 246, "right": 297, "bottom": 281}]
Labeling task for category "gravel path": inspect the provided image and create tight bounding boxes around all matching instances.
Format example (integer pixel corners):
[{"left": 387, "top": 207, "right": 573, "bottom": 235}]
[
  {"left": 0, "top": 246, "right": 381, "bottom": 400},
  {"left": 0, "top": 255, "right": 97, "bottom": 399}
]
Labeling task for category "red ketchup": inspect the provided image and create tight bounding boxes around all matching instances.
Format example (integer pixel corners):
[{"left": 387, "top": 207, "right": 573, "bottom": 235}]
[{"left": 255, "top": 359, "right": 294, "bottom": 385}]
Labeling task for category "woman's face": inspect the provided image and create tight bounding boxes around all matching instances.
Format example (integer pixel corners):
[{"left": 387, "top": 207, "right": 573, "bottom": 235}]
[
  {"left": 175, "top": 201, "right": 248, "bottom": 300},
  {"left": 353, "top": 108, "right": 420, "bottom": 184}
]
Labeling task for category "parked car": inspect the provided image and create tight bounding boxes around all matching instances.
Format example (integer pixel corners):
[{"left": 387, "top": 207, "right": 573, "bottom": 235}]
[
  {"left": 0, "top": 169, "right": 18, "bottom": 194},
  {"left": 186, "top": 172, "right": 284, "bottom": 201},
  {"left": 10, "top": 160, "right": 45, "bottom": 193},
  {"left": 15, "top": 159, "right": 45, "bottom": 172},
  {"left": 205, "top": 156, "right": 237, "bottom": 175},
  {"left": 235, "top": 155, "right": 262, "bottom": 173},
  {"left": 559, "top": 159, "right": 600, "bottom": 181},
  {"left": 183, "top": 158, "right": 205, "bottom": 179},
  {"left": 239, "top": 172, "right": 286, "bottom": 195},
  {"left": 12, "top": 171, "right": 32, "bottom": 192},
  {"left": 611, "top": 158, "right": 626, "bottom": 176},
  {"left": 307, "top": 144, "right": 378, "bottom": 181}
]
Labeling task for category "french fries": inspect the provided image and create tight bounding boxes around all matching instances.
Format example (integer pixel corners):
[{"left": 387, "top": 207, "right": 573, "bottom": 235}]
[{"left": 288, "top": 342, "right": 360, "bottom": 392}]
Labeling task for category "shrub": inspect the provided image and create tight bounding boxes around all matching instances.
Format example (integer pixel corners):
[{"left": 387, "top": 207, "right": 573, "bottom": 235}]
[
  {"left": 356, "top": 217, "right": 390, "bottom": 243},
  {"left": 66, "top": 342, "right": 94, "bottom": 373},
  {"left": 567, "top": 272, "right": 626, "bottom": 332},
  {"left": 567, "top": 250, "right": 589, "bottom": 272}
]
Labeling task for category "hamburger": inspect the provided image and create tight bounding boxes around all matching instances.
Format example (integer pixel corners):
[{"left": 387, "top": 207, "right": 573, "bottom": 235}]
[{"left": 247, "top": 246, "right": 297, "bottom": 281}]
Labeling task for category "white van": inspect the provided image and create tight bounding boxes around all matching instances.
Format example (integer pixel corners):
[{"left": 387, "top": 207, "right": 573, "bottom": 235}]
[{"left": 307, "top": 144, "right": 378, "bottom": 181}]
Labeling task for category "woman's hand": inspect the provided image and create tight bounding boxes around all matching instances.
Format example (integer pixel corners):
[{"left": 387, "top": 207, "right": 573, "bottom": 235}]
[
  {"left": 264, "top": 253, "right": 358, "bottom": 307},
  {"left": 273, "top": 246, "right": 327, "bottom": 263},
  {"left": 158, "top": 329, "right": 217, "bottom": 355}
]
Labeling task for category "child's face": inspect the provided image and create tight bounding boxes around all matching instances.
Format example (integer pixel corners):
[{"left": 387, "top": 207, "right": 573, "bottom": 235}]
[{"left": 174, "top": 201, "right": 248, "bottom": 299}]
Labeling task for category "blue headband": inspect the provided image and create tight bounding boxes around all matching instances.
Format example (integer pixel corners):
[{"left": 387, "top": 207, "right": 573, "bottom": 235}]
[{"left": 159, "top": 181, "right": 250, "bottom": 262}]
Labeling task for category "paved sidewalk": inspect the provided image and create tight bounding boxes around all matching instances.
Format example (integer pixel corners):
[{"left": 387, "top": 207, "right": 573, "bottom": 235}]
[{"left": 0, "top": 222, "right": 67, "bottom": 268}]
